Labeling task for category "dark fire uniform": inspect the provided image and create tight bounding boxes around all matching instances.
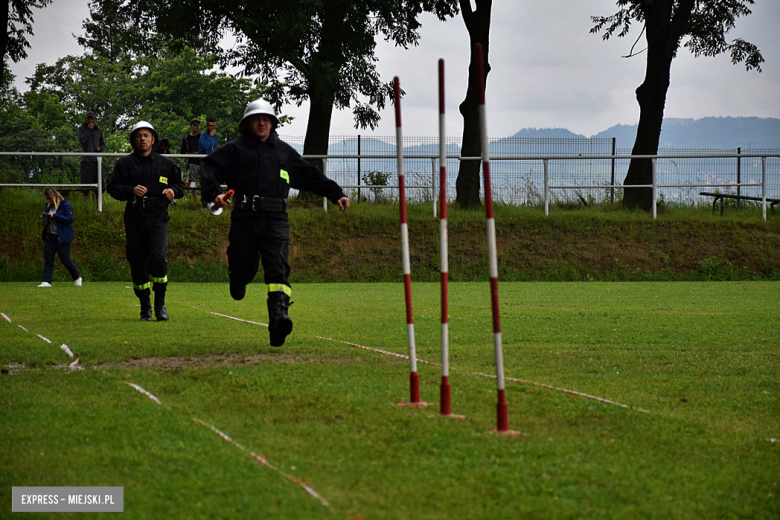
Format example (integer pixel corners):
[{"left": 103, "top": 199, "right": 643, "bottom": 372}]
[
  {"left": 200, "top": 133, "right": 346, "bottom": 342},
  {"left": 108, "top": 152, "right": 185, "bottom": 318}
]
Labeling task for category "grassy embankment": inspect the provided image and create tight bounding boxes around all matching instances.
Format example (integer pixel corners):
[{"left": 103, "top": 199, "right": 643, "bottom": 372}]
[{"left": 1, "top": 187, "right": 779, "bottom": 283}]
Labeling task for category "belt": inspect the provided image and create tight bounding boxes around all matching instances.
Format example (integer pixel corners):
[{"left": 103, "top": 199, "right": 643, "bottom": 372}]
[
  {"left": 235, "top": 195, "right": 287, "bottom": 212},
  {"left": 131, "top": 196, "right": 170, "bottom": 209}
]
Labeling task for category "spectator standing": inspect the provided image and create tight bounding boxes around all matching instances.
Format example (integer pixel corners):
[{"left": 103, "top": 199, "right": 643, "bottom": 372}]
[
  {"left": 155, "top": 138, "right": 171, "bottom": 154},
  {"left": 38, "top": 188, "right": 82, "bottom": 288},
  {"left": 180, "top": 119, "right": 203, "bottom": 205},
  {"left": 107, "top": 121, "right": 185, "bottom": 321},
  {"left": 77, "top": 111, "right": 106, "bottom": 201},
  {"left": 199, "top": 118, "right": 218, "bottom": 155}
]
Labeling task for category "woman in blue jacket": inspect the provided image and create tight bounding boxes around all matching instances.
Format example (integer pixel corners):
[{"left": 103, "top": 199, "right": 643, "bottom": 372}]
[{"left": 38, "top": 188, "right": 82, "bottom": 288}]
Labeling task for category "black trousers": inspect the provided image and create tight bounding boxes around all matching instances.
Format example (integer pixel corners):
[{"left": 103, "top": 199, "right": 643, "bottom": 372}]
[
  {"left": 80, "top": 162, "right": 100, "bottom": 196},
  {"left": 227, "top": 216, "right": 291, "bottom": 294},
  {"left": 124, "top": 212, "right": 169, "bottom": 292},
  {"left": 42, "top": 233, "right": 80, "bottom": 283}
]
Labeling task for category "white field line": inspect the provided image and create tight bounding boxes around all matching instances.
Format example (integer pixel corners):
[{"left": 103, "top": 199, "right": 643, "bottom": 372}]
[
  {"left": 315, "top": 335, "right": 439, "bottom": 367},
  {"left": 201, "top": 308, "right": 648, "bottom": 413},
  {"left": 475, "top": 373, "right": 649, "bottom": 413},
  {"left": 192, "top": 307, "right": 268, "bottom": 327},
  {"left": 6, "top": 305, "right": 650, "bottom": 414},
  {"left": 2, "top": 313, "right": 79, "bottom": 371},
  {"left": 1, "top": 309, "right": 332, "bottom": 512},
  {"left": 193, "top": 418, "right": 332, "bottom": 511},
  {"left": 127, "top": 382, "right": 163, "bottom": 405}
]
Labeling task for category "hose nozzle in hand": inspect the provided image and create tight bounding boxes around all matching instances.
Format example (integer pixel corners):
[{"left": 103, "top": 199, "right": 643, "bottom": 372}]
[{"left": 208, "top": 189, "right": 235, "bottom": 216}]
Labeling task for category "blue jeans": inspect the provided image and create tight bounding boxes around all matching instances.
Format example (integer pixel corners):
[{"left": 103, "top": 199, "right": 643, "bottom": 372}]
[{"left": 43, "top": 233, "right": 80, "bottom": 283}]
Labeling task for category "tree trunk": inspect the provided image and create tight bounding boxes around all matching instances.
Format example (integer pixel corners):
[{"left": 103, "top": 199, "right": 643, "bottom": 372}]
[
  {"left": 0, "top": 0, "right": 10, "bottom": 88},
  {"left": 457, "top": 89, "right": 482, "bottom": 209},
  {"left": 299, "top": 86, "right": 335, "bottom": 200},
  {"left": 623, "top": 0, "right": 693, "bottom": 210},
  {"left": 623, "top": 47, "right": 673, "bottom": 210},
  {"left": 296, "top": 1, "right": 346, "bottom": 201},
  {"left": 456, "top": 0, "right": 491, "bottom": 209}
]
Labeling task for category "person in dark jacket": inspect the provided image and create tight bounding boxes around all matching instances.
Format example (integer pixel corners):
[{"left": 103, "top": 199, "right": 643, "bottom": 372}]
[
  {"left": 38, "top": 188, "right": 82, "bottom": 288},
  {"left": 180, "top": 119, "right": 203, "bottom": 205},
  {"left": 202, "top": 99, "right": 350, "bottom": 347},
  {"left": 107, "top": 121, "right": 185, "bottom": 321},
  {"left": 77, "top": 111, "right": 107, "bottom": 201},
  {"left": 153, "top": 138, "right": 171, "bottom": 154}
]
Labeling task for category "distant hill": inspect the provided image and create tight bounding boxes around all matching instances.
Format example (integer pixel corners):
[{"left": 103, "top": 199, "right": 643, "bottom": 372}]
[
  {"left": 514, "top": 117, "right": 780, "bottom": 150},
  {"left": 511, "top": 127, "right": 586, "bottom": 139}
]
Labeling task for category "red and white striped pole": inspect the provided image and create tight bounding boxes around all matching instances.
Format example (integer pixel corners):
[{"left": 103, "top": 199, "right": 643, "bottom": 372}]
[
  {"left": 439, "top": 60, "right": 450, "bottom": 414},
  {"left": 394, "top": 76, "right": 425, "bottom": 407},
  {"left": 437, "top": 60, "right": 463, "bottom": 419},
  {"left": 475, "top": 44, "right": 517, "bottom": 434}
]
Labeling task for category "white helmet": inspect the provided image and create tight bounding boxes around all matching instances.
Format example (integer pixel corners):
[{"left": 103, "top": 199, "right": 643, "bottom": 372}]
[
  {"left": 239, "top": 98, "right": 278, "bottom": 135},
  {"left": 129, "top": 120, "right": 158, "bottom": 145}
]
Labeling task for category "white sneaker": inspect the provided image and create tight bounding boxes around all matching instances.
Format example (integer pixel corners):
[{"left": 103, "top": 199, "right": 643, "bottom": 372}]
[
  {"left": 74, "top": 277, "right": 83, "bottom": 287},
  {"left": 38, "top": 282, "right": 52, "bottom": 288}
]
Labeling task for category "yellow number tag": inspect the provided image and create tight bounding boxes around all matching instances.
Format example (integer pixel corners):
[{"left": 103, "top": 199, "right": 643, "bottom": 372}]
[
  {"left": 280, "top": 169, "right": 289, "bottom": 184},
  {"left": 159, "top": 176, "right": 168, "bottom": 185}
]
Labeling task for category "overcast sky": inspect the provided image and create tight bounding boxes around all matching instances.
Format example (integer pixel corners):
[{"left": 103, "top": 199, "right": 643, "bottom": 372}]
[{"left": 9, "top": 0, "right": 780, "bottom": 138}]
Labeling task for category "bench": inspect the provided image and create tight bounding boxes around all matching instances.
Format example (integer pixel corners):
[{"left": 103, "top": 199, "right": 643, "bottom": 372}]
[{"left": 699, "top": 192, "right": 780, "bottom": 215}]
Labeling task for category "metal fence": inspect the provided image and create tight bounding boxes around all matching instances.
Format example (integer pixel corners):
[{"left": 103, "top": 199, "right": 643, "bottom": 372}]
[
  {"left": 280, "top": 135, "right": 619, "bottom": 206},
  {"left": 281, "top": 135, "right": 780, "bottom": 209},
  {"left": 2, "top": 136, "right": 778, "bottom": 217},
  {"left": 614, "top": 147, "right": 780, "bottom": 205}
]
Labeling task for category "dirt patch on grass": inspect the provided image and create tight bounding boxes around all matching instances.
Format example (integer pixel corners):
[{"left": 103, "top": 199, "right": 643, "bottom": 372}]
[{"left": 94, "top": 352, "right": 359, "bottom": 371}]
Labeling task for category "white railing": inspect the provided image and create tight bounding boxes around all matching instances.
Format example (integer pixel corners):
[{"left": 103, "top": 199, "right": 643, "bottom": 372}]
[
  {"left": 0, "top": 152, "right": 200, "bottom": 213},
  {"left": 310, "top": 152, "right": 778, "bottom": 220},
  {"left": 1, "top": 151, "right": 777, "bottom": 220}
]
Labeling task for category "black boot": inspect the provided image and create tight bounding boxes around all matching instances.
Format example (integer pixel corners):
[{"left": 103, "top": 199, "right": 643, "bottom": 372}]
[
  {"left": 230, "top": 280, "right": 246, "bottom": 301},
  {"left": 154, "top": 290, "right": 169, "bottom": 321},
  {"left": 135, "top": 289, "right": 152, "bottom": 321},
  {"left": 267, "top": 293, "right": 293, "bottom": 347}
]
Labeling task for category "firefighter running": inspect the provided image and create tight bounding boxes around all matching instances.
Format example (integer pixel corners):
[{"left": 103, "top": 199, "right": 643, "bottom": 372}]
[
  {"left": 201, "top": 99, "right": 350, "bottom": 347},
  {"left": 107, "top": 121, "right": 185, "bottom": 321}
]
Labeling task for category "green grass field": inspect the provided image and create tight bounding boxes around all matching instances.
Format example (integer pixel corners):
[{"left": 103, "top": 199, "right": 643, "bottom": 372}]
[{"left": 1, "top": 281, "right": 779, "bottom": 519}]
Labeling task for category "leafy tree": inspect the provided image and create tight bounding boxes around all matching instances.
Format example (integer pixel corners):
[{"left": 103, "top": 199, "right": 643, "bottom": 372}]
[
  {"left": 74, "top": 0, "right": 155, "bottom": 62},
  {"left": 74, "top": 0, "right": 206, "bottom": 63},
  {"left": 26, "top": 47, "right": 274, "bottom": 150},
  {"left": 0, "top": 64, "right": 80, "bottom": 183},
  {"left": 26, "top": 53, "right": 140, "bottom": 135},
  {"left": 591, "top": 0, "right": 764, "bottom": 210},
  {"left": 1, "top": 0, "right": 53, "bottom": 87},
  {"left": 4, "top": 44, "right": 276, "bottom": 184},
  {"left": 136, "top": 47, "right": 276, "bottom": 146},
  {"left": 110, "top": 0, "right": 459, "bottom": 180},
  {"left": 455, "top": 0, "right": 491, "bottom": 209}
]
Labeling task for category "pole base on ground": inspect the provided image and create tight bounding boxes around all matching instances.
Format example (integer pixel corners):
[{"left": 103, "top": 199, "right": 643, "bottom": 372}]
[
  {"left": 394, "top": 401, "right": 429, "bottom": 408},
  {"left": 410, "top": 371, "right": 421, "bottom": 403},
  {"left": 394, "top": 371, "right": 426, "bottom": 407},
  {"left": 440, "top": 377, "right": 451, "bottom": 415},
  {"left": 488, "top": 429, "right": 521, "bottom": 436},
  {"left": 497, "top": 389, "right": 509, "bottom": 431}
]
